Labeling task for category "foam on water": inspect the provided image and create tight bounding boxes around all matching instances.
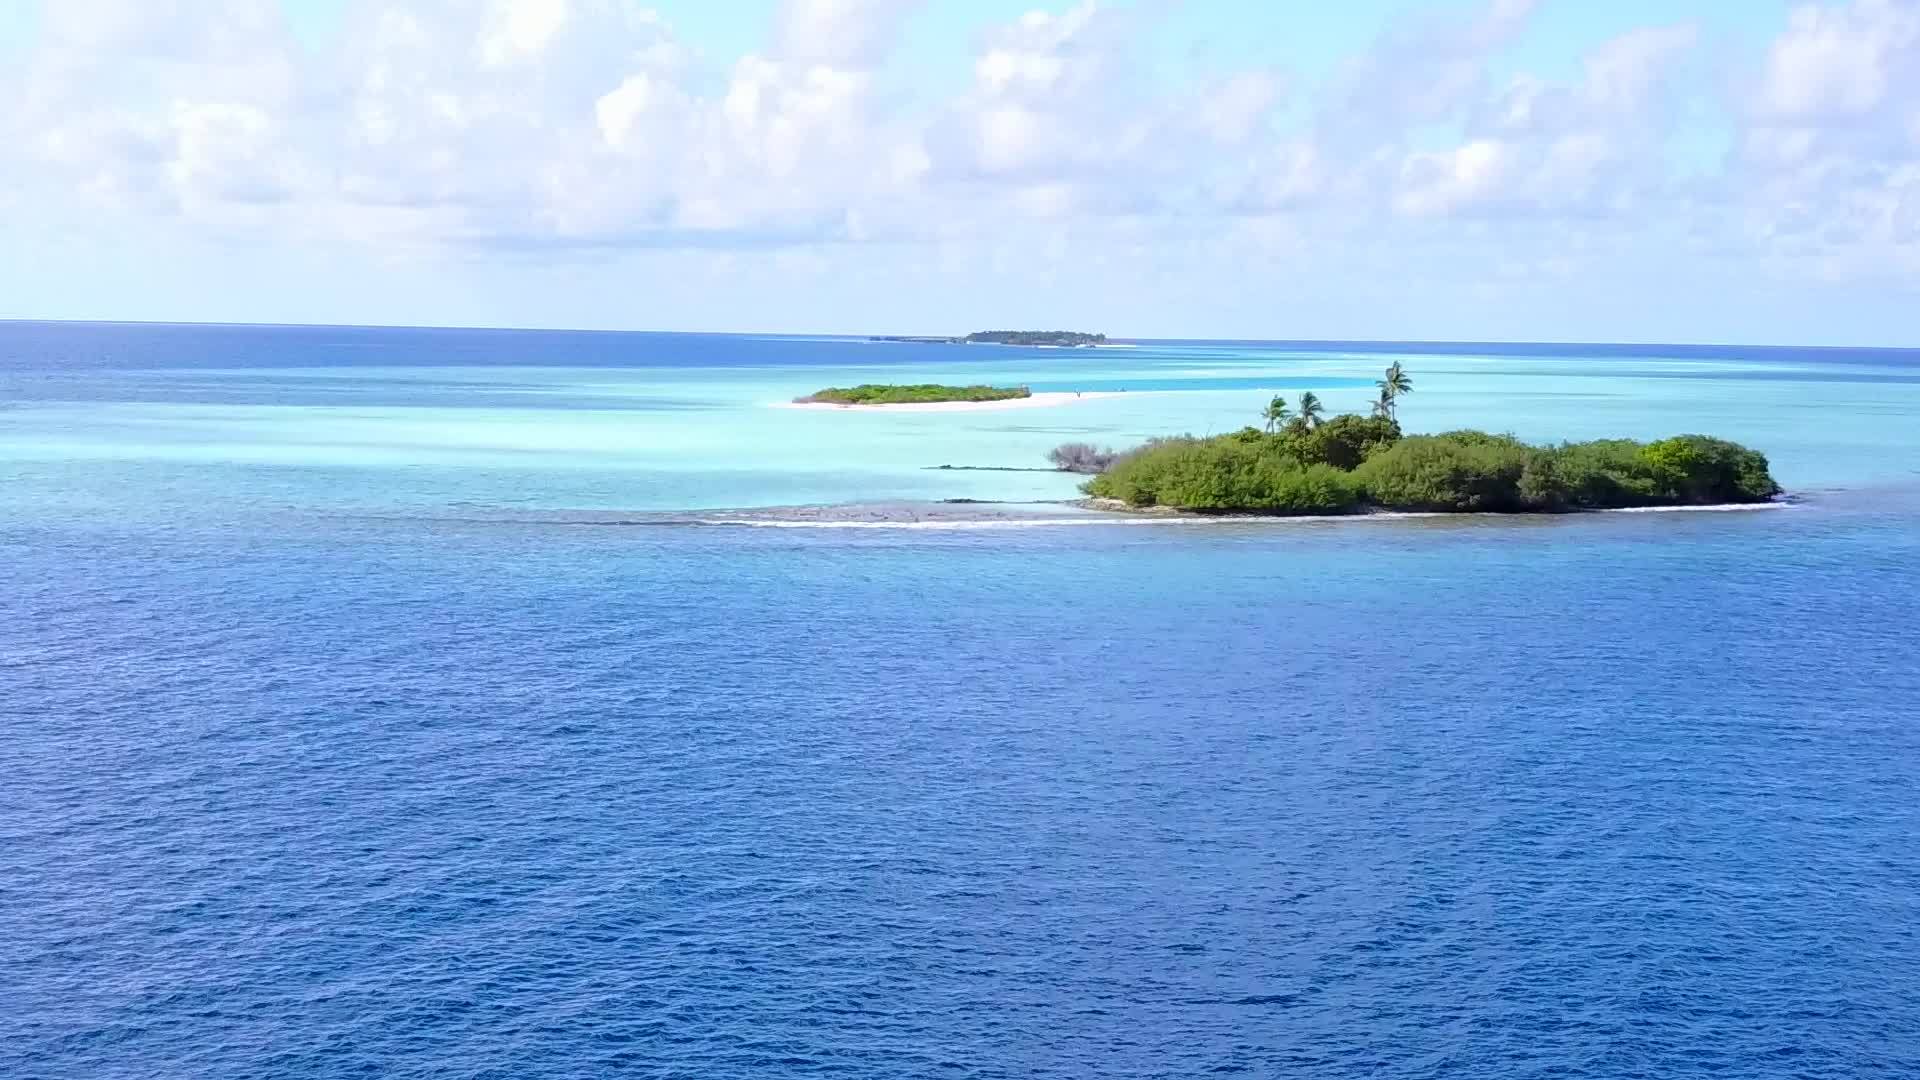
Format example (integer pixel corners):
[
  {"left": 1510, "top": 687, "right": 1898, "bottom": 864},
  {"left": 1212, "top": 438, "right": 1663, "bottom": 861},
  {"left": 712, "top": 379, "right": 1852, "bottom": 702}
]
[
  {"left": 694, "top": 513, "right": 1246, "bottom": 529},
  {"left": 1599, "top": 501, "right": 1795, "bottom": 514},
  {"left": 690, "top": 505, "right": 1796, "bottom": 529}
]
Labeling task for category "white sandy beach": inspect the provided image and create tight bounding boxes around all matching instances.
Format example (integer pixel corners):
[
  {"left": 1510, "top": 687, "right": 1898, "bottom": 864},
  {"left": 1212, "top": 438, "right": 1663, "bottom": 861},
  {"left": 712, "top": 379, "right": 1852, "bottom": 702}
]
[{"left": 778, "top": 391, "right": 1128, "bottom": 413}]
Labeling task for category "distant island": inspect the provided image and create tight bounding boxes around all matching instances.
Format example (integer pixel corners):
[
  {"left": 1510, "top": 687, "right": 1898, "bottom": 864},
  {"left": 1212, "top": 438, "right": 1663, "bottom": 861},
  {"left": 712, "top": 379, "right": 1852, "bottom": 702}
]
[
  {"left": 967, "top": 331, "right": 1107, "bottom": 347},
  {"left": 1051, "top": 363, "right": 1781, "bottom": 514},
  {"left": 798, "top": 383, "right": 1032, "bottom": 405},
  {"left": 868, "top": 331, "right": 1108, "bottom": 347}
]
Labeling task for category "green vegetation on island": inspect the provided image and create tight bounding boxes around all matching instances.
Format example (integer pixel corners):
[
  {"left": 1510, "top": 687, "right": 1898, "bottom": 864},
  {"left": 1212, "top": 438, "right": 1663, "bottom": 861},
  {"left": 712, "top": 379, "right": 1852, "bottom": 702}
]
[
  {"left": 1063, "top": 363, "right": 1780, "bottom": 514},
  {"left": 965, "top": 331, "right": 1107, "bottom": 347},
  {"left": 866, "top": 331, "right": 1108, "bottom": 347},
  {"left": 799, "top": 383, "right": 1032, "bottom": 405}
]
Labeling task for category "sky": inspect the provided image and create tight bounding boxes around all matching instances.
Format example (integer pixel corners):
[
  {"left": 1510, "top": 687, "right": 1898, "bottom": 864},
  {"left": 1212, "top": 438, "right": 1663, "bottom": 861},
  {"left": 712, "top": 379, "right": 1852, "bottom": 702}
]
[{"left": 1, "top": 0, "right": 1917, "bottom": 344}]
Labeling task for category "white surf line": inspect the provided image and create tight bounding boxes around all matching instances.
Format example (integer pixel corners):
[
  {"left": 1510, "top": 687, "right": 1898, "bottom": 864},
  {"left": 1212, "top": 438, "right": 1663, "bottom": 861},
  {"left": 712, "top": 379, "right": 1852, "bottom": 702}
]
[{"left": 695, "top": 502, "right": 1799, "bottom": 529}]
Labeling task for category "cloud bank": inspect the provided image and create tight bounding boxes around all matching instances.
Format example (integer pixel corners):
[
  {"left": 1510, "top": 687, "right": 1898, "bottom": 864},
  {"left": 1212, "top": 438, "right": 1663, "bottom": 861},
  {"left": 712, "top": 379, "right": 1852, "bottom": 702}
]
[{"left": 3, "top": 0, "right": 1917, "bottom": 340}]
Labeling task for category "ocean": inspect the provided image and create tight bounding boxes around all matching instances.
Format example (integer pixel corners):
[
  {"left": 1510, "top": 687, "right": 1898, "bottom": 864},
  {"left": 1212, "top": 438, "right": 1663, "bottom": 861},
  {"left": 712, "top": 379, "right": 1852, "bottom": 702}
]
[{"left": 4, "top": 321, "right": 1919, "bottom": 1078}]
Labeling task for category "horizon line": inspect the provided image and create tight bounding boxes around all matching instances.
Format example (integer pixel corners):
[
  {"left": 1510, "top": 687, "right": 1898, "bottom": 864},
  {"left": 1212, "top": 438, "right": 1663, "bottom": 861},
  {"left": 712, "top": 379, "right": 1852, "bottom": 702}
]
[{"left": 2, "top": 315, "right": 1917, "bottom": 354}]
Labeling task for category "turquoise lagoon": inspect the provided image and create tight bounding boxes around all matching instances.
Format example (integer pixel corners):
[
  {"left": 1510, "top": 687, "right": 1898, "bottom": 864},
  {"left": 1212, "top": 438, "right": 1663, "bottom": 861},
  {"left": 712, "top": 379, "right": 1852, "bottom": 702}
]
[{"left": 3, "top": 324, "right": 1916, "bottom": 520}]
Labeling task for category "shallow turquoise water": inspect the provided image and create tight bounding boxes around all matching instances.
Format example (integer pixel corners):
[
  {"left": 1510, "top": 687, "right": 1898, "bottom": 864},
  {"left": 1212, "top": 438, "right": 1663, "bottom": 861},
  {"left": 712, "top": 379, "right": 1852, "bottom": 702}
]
[{"left": 3, "top": 324, "right": 1915, "bottom": 519}]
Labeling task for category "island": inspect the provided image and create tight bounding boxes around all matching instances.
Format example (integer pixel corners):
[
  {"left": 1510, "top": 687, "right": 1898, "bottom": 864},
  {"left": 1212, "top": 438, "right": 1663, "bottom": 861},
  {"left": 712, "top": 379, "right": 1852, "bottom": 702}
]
[
  {"left": 1051, "top": 365, "right": 1781, "bottom": 514},
  {"left": 965, "top": 331, "right": 1107, "bottom": 347},
  {"left": 866, "top": 330, "right": 1108, "bottom": 347},
  {"left": 797, "top": 383, "right": 1032, "bottom": 405}
]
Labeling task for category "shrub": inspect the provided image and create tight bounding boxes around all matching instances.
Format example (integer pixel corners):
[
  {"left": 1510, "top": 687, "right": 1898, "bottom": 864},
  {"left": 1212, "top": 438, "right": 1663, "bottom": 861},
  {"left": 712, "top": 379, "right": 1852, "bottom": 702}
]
[
  {"left": 1432, "top": 429, "right": 1525, "bottom": 449},
  {"left": 1048, "top": 442, "right": 1120, "bottom": 474},
  {"left": 1517, "top": 437, "right": 1778, "bottom": 508},
  {"left": 1259, "top": 463, "right": 1364, "bottom": 513},
  {"left": 1078, "top": 425, "right": 1777, "bottom": 514},
  {"left": 1533, "top": 439, "right": 1656, "bottom": 507},
  {"left": 1084, "top": 436, "right": 1360, "bottom": 513},
  {"left": 1516, "top": 452, "right": 1568, "bottom": 511},
  {"left": 1352, "top": 433, "right": 1532, "bottom": 512},
  {"left": 1292, "top": 414, "right": 1402, "bottom": 470},
  {"left": 1638, "top": 435, "right": 1781, "bottom": 503},
  {"left": 1103, "top": 435, "right": 1200, "bottom": 475}
]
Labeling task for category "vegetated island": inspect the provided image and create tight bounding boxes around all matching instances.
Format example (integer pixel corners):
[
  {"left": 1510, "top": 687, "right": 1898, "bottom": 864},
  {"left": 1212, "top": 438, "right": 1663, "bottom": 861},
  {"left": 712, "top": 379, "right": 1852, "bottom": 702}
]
[
  {"left": 798, "top": 383, "right": 1033, "bottom": 405},
  {"left": 868, "top": 330, "right": 1108, "bottom": 347},
  {"left": 1050, "top": 364, "right": 1781, "bottom": 515}
]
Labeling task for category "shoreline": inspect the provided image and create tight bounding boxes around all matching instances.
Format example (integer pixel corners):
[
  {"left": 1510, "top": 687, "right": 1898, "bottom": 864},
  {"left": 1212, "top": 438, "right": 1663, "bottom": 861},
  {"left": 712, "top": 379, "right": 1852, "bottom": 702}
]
[
  {"left": 779, "top": 391, "right": 1127, "bottom": 413},
  {"left": 1074, "top": 496, "right": 1795, "bottom": 519},
  {"left": 696, "top": 499, "right": 1798, "bottom": 529},
  {"left": 449, "top": 496, "right": 1802, "bottom": 531}
]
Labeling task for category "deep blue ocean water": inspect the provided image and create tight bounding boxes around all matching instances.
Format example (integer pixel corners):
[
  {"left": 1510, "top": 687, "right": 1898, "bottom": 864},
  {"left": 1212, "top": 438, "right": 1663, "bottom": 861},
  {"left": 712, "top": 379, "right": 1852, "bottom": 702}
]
[{"left": 5, "top": 322, "right": 1920, "bottom": 1078}]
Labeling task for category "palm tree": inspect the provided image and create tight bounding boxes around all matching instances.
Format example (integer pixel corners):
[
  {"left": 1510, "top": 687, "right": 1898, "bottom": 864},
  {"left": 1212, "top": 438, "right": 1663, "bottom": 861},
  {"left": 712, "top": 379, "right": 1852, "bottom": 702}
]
[
  {"left": 1297, "top": 391, "right": 1325, "bottom": 430},
  {"left": 1261, "top": 395, "right": 1292, "bottom": 434},
  {"left": 1376, "top": 361, "right": 1413, "bottom": 420},
  {"left": 1371, "top": 388, "right": 1394, "bottom": 419}
]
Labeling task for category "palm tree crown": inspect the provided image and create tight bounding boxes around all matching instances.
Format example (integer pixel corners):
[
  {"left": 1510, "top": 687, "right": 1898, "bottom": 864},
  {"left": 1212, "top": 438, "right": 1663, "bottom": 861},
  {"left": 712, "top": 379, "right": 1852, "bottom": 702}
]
[
  {"left": 1381, "top": 361, "right": 1413, "bottom": 397},
  {"left": 1297, "top": 391, "right": 1325, "bottom": 429},
  {"left": 1261, "top": 395, "right": 1292, "bottom": 434},
  {"left": 1376, "top": 361, "right": 1413, "bottom": 419}
]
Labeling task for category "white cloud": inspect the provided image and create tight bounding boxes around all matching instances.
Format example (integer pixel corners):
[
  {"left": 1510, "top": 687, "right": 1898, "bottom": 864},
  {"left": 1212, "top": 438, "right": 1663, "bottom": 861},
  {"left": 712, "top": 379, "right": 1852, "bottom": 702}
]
[
  {"left": 1395, "top": 139, "right": 1514, "bottom": 216},
  {"left": 5, "top": 0, "right": 301, "bottom": 217},
  {"left": 1325, "top": 0, "right": 1539, "bottom": 137},
  {"left": 478, "top": 0, "right": 574, "bottom": 67},
  {"left": 1757, "top": 0, "right": 1919, "bottom": 119},
  {"left": 595, "top": 72, "right": 677, "bottom": 153},
  {"left": 165, "top": 102, "right": 288, "bottom": 206},
  {"left": 1194, "top": 71, "right": 1287, "bottom": 146},
  {"left": 1582, "top": 23, "right": 1700, "bottom": 115},
  {"left": 774, "top": 0, "right": 922, "bottom": 68},
  {"left": 1731, "top": 0, "right": 1920, "bottom": 275},
  {"left": 1217, "top": 141, "right": 1324, "bottom": 214},
  {"left": 941, "top": 1, "right": 1123, "bottom": 179},
  {"left": 2, "top": 0, "right": 1915, "bottom": 304},
  {"left": 1381, "top": 17, "right": 1703, "bottom": 221}
]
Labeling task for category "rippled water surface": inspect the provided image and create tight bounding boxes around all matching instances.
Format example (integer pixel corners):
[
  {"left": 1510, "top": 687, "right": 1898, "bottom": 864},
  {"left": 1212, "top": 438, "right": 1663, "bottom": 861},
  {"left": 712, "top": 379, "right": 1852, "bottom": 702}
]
[{"left": 5, "top": 323, "right": 1920, "bottom": 1078}]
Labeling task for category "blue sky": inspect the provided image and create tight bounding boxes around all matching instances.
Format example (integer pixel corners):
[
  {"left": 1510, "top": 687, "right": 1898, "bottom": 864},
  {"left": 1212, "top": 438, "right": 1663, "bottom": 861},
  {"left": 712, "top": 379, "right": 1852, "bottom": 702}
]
[{"left": 2, "top": 0, "right": 1917, "bottom": 344}]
